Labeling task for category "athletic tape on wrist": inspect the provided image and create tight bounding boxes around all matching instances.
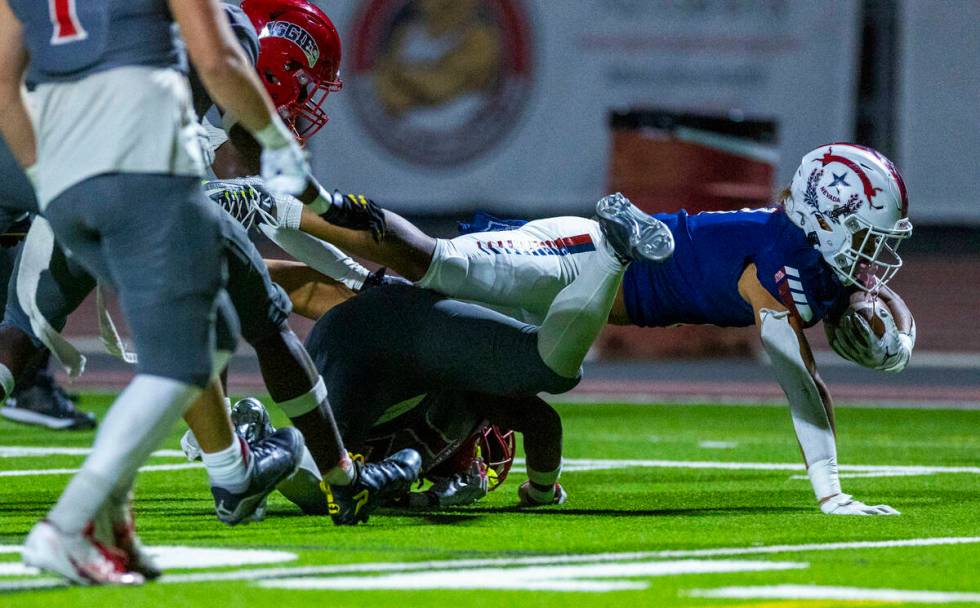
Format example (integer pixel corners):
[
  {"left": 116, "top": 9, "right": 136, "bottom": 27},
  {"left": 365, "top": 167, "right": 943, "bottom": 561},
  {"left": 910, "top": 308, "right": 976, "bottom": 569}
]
[
  {"left": 807, "top": 457, "right": 842, "bottom": 501},
  {"left": 308, "top": 183, "right": 332, "bottom": 215},
  {"left": 274, "top": 195, "right": 305, "bottom": 229},
  {"left": 276, "top": 377, "right": 328, "bottom": 418},
  {"left": 254, "top": 117, "right": 294, "bottom": 150}
]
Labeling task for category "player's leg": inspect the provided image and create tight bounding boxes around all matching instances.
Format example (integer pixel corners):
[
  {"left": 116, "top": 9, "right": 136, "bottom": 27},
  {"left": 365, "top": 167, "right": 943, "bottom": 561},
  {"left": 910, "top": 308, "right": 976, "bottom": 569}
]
[
  {"left": 0, "top": 222, "right": 98, "bottom": 428},
  {"left": 218, "top": 213, "right": 353, "bottom": 485},
  {"left": 216, "top": 213, "right": 419, "bottom": 522},
  {"left": 24, "top": 175, "right": 228, "bottom": 582}
]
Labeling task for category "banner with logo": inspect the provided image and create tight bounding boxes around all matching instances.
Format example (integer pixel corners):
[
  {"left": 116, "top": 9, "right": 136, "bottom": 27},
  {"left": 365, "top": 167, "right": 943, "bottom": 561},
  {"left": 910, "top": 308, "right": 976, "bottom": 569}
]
[{"left": 307, "top": 0, "right": 860, "bottom": 215}]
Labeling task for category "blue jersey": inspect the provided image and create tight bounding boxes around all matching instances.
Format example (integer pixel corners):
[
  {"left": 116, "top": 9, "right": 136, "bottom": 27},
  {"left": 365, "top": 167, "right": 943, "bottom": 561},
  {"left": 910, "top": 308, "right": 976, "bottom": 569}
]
[
  {"left": 10, "top": 0, "right": 183, "bottom": 85},
  {"left": 622, "top": 208, "right": 849, "bottom": 329}
]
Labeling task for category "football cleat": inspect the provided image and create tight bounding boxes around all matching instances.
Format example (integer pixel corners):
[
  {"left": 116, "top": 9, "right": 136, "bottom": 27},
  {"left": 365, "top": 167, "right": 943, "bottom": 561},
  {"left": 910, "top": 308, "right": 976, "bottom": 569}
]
[
  {"left": 22, "top": 520, "right": 144, "bottom": 586},
  {"left": 92, "top": 489, "right": 161, "bottom": 581},
  {"left": 325, "top": 449, "right": 422, "bottom": 525},
  {"left": 595, "top": 192, "right": 674, "bottom": 264},
  {"left": 2, "top": 373, "right": 96, "bottom": 430},
  {"left": 231, "top": 397, "right": 329, "bottom": 515},
  {"left": 517, "top": 481, "right": 568, "bottom": 507},
  {"left": 210, "top": 427, "right": 305, "bottom": 525}
]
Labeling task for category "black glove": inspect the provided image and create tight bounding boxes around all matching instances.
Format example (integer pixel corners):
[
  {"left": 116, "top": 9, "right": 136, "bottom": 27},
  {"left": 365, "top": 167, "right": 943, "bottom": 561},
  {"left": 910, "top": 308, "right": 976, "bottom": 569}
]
[{"left": 321, "top": 192, "right": 387, "bottom": 243}]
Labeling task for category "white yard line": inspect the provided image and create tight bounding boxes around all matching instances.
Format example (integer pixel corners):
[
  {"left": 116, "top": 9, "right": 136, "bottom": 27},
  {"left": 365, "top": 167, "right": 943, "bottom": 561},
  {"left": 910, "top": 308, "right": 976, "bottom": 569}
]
[
  {"left": 0, "top": 462, "right": 202, "bottom": 477},
  {"left": 259, "top": 560, "right": 806, "bottom": 592},
  {"left": 1, "top": 537, "right": 978, "bottom": 592},
  {"left": 3, "top": 454, "right": 978, "bottom": 478},
  {"left": 156, "top": 536, "right": 980, "bottom": 584},
  {"left": 517, "top": 458, "right": 980, "bottom": 476},
  {"left": 690, "top": 584, "right": 980, "bottom": 604},
  {"left": 0, "top": 446, "right": 186, "bottom": 458}
]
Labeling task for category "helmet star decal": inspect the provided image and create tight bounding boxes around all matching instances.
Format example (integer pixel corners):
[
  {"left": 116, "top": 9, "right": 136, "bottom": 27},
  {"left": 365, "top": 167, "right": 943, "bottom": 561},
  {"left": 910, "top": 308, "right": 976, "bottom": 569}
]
[
  {"left": 829, "top": 172, "right": 850, "bottom": 188},
  {"left": 819, "top": 148, "right": 884, "bottom": 209}
]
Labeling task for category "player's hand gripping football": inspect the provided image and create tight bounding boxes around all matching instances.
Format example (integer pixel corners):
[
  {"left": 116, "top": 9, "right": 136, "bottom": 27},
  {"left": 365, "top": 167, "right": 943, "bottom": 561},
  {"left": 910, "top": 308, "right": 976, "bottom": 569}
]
[
  {"left": 820, "top": 493, "right": 900, "bottom": 516},
  {"left": 828, "top": 298, "right": 914, "bottom": 373}
]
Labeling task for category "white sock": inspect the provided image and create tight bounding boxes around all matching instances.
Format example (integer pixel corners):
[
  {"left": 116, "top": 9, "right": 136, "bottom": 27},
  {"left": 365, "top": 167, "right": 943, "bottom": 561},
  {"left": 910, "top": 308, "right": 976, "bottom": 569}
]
[
  {"left": 526, "top": 464, "right": 562, "bottom": 502},
  {"left": 536, "top": 243, "right": 624, "bottom": 378},
  {"left": 201, "top": 436, "right": 252, "bottom": 493},
  {"left": 48, "top": 375, "right": 199, "bottom": 534},
  {"left": 323, "top": 454, "right": 355, "bottom": 486}
]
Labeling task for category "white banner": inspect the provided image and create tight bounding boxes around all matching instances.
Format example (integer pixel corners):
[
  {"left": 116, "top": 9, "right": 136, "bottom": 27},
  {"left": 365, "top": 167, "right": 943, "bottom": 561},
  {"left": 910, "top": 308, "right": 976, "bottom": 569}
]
[
  {"left": 310, "top": 0, "right": 860, "bottom": 215},
  {"left": 898, "top": 1, "right": 980, "bottom": 224}
]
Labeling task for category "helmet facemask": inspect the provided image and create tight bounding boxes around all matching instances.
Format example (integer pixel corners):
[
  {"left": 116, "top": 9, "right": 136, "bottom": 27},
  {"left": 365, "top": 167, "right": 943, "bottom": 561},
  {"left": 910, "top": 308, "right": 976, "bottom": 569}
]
[
  {"left": 284, "top": 68, "right": 342, "bottom": 143},
  {"left": 833, "top": 214, "right": 912, "bottom": 292}
]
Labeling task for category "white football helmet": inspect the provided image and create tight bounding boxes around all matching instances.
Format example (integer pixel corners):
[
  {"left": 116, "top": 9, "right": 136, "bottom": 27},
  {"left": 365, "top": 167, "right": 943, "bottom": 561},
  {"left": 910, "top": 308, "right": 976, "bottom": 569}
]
[{"left": 785, "top": 143, "right": 912, "bottom": 292}]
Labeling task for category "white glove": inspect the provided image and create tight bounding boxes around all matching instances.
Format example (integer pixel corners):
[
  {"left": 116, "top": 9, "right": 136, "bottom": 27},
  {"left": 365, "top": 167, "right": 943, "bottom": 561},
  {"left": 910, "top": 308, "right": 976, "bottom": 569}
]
[
  {"left": 820, "top": 493, "right": 900, "bottom": 516},
  {"left": 255, "top": 118, "right": 310, "bottom": 196},
  {"left": 828, "top": 313, "right": 914, "bottom": 373}
]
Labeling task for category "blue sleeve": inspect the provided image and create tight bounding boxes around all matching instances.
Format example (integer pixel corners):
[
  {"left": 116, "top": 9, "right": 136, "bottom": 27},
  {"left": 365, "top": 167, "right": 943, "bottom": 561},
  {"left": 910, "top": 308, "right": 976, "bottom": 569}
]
[{"left": 753, "top": 220, "right": 846, "bottom": 328}]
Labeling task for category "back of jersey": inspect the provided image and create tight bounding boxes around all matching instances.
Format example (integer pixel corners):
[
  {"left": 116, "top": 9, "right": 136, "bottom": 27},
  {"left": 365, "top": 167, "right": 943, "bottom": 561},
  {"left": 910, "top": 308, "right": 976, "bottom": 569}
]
[{"left": 10, "top": 0, "right": 184, "bottom": 84}]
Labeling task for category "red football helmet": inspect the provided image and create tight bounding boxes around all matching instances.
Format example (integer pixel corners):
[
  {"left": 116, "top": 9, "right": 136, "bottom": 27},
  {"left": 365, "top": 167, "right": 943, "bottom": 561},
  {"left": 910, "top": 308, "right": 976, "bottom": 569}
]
[
  {"left": 427, "top": 424, "right": 516, "bottom": 491},
  {"left": 240, "top": 0, "right": 343, "bottom": 143}
]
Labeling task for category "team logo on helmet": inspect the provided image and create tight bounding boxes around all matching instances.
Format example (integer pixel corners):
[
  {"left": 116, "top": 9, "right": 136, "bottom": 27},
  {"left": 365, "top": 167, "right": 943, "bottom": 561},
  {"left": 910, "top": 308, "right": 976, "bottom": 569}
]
[
  {"left": 264, "top": 20, "right": 321, "bottom": 67},
  {"left": 348, "top": 0, "right": 535, "bottom": 167}
]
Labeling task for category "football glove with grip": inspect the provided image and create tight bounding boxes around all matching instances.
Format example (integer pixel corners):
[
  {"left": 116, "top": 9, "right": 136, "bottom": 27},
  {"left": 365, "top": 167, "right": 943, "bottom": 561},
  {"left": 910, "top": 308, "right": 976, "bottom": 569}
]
[
  {"left": 820, "top": 493, "right": 901, "bottom": 516},
  {"left": 828, "top": 310, "right": 915, "bottom": 373}
]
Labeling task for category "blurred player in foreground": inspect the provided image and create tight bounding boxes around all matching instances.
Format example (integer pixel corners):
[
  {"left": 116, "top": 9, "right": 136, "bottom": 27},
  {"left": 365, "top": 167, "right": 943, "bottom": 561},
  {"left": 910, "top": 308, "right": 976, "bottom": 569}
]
[
  {"left": 233, "top": 143, "right": 916, "bottom": 516},
  {"left": 0, "top": 0, "right": 318, "bottom": 585},
  {"left": 0, "top": 0, "right": 419, "bottom": 539}
]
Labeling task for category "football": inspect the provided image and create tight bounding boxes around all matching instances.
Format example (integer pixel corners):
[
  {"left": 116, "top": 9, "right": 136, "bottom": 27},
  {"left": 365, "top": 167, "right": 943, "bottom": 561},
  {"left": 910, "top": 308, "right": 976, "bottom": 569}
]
[{"left": 847, "top": 291, "right": 897, "bottom": 338}]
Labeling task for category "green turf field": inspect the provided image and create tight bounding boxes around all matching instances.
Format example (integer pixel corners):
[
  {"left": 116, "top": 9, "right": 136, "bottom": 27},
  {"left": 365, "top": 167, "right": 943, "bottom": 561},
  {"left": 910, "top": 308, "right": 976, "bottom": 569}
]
[{"left": 1, "top": 394, "right": 978, "bottom": 606}]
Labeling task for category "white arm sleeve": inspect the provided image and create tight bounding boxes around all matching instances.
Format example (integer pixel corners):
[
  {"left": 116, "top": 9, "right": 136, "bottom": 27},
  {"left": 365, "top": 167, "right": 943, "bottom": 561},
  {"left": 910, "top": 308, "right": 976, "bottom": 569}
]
[
  {"left": 759, "top": 308, "right": 840, "bottom": 500},
  {"left": 257, "top": 222, "right": 371, "bottom": 291}
]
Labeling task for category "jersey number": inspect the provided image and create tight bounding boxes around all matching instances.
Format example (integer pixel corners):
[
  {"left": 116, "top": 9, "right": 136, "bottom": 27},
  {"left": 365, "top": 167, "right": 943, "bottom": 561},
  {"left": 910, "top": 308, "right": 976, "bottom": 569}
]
[{"left": 49, "top": 0, "right": 88, "bottom": 45}]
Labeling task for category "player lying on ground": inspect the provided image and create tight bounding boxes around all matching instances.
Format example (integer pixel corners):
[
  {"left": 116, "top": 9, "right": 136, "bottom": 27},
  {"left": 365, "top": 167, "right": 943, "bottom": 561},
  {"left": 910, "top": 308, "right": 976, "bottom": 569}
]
[
  {"left": 219, "top": 143, "right": 916, "bottom": 516},
  {"left": 188, "top": 187, "right": 677, "bottom": 510}
]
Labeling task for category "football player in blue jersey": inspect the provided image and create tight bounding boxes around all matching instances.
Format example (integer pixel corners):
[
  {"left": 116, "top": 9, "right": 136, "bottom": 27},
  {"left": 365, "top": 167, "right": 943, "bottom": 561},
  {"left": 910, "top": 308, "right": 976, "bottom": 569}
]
[{"left": 252, "top": 143, "right": 915, "bottom": 516}]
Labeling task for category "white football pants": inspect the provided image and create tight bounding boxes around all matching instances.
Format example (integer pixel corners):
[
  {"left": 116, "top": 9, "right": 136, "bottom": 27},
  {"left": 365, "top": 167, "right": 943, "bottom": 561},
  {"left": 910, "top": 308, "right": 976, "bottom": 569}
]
[{"left": 416, "top": 216, "right": 624, "bottom": 378}]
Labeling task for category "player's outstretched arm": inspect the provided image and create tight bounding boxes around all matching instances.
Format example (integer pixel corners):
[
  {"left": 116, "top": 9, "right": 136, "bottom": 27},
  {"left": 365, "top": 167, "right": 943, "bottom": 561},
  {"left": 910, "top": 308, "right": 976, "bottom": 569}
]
[
  {"left": 297, "top": 205, "right": 437, "bottom": 281},
  {"left": 265, "top": 260, "right": 355, "bottom": 321},
  {"left": 0, "top": 0, "right": 33, "bottom": 169},
  {"left": 169, "top": 0, "right": 308, "bottom": 195},
  {"left": 739, "top": 265, "right": 899, "bottom": 516}
]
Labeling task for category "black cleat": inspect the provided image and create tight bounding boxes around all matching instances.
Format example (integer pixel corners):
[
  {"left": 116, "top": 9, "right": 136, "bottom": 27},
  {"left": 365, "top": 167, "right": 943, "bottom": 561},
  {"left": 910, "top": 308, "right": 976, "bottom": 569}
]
[
  {"left": 595, "top": 192, "right": 674, "bottom": 264},
  {"left": 326, "top": 449, "right": 422, "bottom": 525},
  {"left": 210, "top": 427, "right": 305, "bottom": 525},
  {"left": 2, "top": 374, "right": 96, "bottom": 430}
]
